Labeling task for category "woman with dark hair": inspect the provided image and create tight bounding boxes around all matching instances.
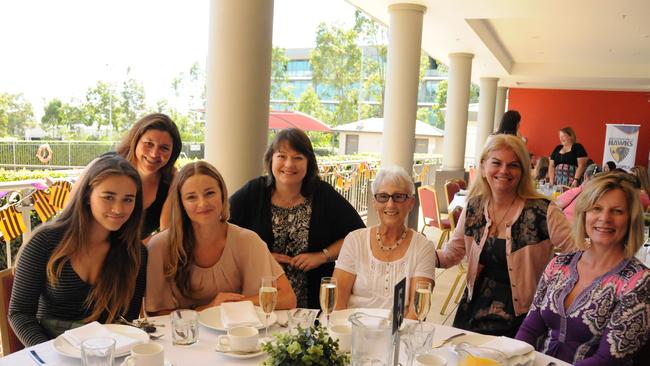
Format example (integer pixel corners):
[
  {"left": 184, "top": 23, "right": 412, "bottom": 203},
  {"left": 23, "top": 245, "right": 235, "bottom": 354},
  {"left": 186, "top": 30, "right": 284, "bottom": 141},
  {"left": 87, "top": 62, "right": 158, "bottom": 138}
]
[
  {"left": 549, "top": 127, "right": 588, "bottom": 187},
  {"left": 230, "top": 128, "right": 365, "bottom": 308},
  {"left": 74, "top": 113, "right": 182, "bottom": 239},
  {"left": 517, "top": 173, "right": 650, "bottom": 365},
  {"left": 115, "top": 113, "right": 182, "bottom": 238},
  {"left": 497, "top": 110, "right": 521, "bottom": 136},
  {"left": 603, "top": 161, "right": 617, "bottom": 172},
  {"left": 9, "top": 154, "right": 147, "bottom": 346},
  {"left": 146, "top": 161, "right": 296, "bottom": 312}
]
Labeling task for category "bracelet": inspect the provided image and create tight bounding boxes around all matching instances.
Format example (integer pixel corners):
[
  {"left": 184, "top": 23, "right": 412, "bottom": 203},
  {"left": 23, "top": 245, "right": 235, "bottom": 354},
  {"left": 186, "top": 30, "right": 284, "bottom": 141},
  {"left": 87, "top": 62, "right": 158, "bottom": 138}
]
[{"left": 322, "top": 248, "right": 332, "bottom": 262}]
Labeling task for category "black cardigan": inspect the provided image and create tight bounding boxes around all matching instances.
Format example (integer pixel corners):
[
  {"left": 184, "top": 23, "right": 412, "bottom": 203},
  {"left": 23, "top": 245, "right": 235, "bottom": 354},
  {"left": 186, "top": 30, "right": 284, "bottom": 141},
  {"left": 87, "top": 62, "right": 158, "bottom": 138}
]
[{"left": 229, "top": 176, "right": 365, "bottom": 309}]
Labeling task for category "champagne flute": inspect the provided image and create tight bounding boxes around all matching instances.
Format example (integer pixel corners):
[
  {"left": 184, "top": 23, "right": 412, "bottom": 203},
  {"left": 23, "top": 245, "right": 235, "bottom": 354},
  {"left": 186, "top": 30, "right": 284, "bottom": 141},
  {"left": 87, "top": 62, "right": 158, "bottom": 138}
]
[
  {"left": 259, "top": 276, "right": 278, "bottom": 339},
  {"left": 413, "top": 281, "right": 432, "bottom": 330},
  {"left": 320, "top": 277, "right": 338, "bottom": 328}
]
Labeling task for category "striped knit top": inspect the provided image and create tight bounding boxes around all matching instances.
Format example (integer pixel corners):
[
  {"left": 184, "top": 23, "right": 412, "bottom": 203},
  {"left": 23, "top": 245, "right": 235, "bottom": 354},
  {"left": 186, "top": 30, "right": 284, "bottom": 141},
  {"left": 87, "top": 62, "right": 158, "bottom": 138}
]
[{"left": 8, "top": 226, "right": 147, "bottom": 346}]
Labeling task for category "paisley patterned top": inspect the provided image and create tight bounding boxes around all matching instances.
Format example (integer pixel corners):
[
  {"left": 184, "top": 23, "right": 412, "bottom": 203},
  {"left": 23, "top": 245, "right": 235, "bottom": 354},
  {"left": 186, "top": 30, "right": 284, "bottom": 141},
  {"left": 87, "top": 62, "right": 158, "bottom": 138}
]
[
  {"left": 516, "top": 251, "right": 650, "bottom": 366},
  {"left": 271, "top": 200, "right": 312, "bottom": 308}
]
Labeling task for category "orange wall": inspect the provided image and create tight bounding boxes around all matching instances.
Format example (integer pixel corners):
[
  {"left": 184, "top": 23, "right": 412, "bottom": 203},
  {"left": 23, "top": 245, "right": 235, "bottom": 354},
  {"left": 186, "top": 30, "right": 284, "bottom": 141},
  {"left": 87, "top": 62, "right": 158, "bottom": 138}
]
[{"left": 509, "top": 88, "right": 650, "bottom": 168}]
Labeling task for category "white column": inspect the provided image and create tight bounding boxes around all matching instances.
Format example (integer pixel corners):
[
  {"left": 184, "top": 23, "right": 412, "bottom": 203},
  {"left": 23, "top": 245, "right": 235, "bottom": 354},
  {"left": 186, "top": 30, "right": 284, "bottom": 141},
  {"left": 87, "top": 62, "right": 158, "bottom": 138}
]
[
  {"left": 493, "top": 86, "right": 507, "bottom": 132},
  {"left": 441, "top": 53, "right": 474, "bottom": 171},
  {"left": 205, "top": 0, "right": 274, "bottom": 192},
  {"left": 381, "top": 3, "right": 426, "bottom": 173},
  {"left": 475, "top": 77, "right": 498, "bottom": 162}
]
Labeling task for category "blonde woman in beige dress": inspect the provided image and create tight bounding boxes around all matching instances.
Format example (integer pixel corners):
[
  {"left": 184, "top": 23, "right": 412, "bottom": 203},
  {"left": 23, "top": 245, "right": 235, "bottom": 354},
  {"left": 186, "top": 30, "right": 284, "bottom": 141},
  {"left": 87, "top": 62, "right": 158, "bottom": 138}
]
[{"left": 146, "top": 161, "right": 296, "bottom": 313}]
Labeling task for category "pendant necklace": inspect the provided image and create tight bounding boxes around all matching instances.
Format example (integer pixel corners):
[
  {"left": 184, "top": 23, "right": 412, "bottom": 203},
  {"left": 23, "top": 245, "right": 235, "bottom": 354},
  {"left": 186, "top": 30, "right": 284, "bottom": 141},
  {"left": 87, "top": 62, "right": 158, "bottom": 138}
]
[
  {"left": 376, "top": 227, "right": 407, "bottom": 251},
  {"left": 490, "top": 197, "right": 517, "bottom": 236}
]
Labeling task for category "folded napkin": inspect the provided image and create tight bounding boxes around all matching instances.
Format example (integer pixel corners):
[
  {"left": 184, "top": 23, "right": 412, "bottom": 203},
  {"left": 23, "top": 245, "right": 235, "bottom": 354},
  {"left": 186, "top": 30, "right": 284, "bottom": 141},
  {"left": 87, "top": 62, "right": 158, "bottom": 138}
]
[
  {"left": 62, "top": 321, "right": 141, "bottom": 355},
  {"left": 220, "top": 301, "right": 263, "bottom": 329},
  {"left": 481, "top": 336, "right": 534, "bottom": 358}
]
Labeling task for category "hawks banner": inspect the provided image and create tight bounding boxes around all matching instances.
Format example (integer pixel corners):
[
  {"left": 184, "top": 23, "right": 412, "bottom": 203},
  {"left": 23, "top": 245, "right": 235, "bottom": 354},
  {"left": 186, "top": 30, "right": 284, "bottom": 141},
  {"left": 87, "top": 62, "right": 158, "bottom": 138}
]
[{"left": 602, "top": 124, "right": 640, "bottom": 171}]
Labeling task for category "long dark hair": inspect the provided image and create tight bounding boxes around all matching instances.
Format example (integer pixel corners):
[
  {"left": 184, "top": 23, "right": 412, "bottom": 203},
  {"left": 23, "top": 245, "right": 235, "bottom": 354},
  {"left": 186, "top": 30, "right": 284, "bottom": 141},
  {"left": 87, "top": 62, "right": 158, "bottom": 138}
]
[
  {"left": 41, "top": 154, "right": 143, "bottom": 322},
  {"left": 116, "top": 113, "right": 182, "bottom": 184},
  {"left": 165, "top": 161, "right": 230, "bottom": 298},
  {"left": 263, "top": 128, "right": 320, "bottom": 196},
  {"left": 497, "top": 110, "right": 521, "bottom": 135}
]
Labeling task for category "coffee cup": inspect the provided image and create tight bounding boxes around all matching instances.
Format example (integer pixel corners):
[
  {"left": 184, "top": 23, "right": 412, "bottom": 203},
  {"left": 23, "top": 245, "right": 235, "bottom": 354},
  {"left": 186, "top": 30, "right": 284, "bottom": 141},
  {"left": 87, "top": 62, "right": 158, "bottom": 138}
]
[
  {"left": 329, "top": 324, "right": 352, "bottom": 353},
  {"left": 414, "top": 353, "right": 447, "bottom": 366},
  {"left": 124, "top": 343, "right": 164, "bottom": 366},
  {"left": 217, "top": 326, "right": 259, "bottom": 352}
]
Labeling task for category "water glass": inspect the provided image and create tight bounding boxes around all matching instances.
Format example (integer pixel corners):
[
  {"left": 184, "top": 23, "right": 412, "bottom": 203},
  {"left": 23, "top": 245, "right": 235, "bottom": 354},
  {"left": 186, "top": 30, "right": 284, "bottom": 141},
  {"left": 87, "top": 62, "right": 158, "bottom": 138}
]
[
  {"left": 288, "top": 308, "right": 317, "bottom": 330},
  {"left": 81, "top": 337, "right": 115, "bottom": 366},
  {"left": 171, "top": 309, "right": 199, "bottom": 345}
]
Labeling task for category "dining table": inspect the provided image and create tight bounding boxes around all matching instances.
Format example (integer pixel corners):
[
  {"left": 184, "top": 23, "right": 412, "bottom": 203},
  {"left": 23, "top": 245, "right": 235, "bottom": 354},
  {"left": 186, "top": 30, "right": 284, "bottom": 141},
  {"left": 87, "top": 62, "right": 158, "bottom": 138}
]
[{"left": 1, "top": 310, "right": 571, "bottom": 366}]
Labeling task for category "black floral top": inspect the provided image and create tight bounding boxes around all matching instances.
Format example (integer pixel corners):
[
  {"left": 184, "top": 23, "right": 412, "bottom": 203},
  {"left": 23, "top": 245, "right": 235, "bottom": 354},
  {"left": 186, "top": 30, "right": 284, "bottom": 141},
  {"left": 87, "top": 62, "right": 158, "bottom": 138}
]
[{"left": 271, "top": 199, "right": 312, "bottom": 308}]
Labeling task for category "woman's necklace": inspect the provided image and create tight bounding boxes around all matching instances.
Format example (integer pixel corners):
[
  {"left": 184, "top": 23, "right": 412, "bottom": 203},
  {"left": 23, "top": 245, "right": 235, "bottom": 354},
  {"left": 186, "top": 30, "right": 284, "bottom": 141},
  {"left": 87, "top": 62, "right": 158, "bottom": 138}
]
[
  {"left": 489, "top": 197, "right": 517, "bottom": 236},
  {"left": 376, "top": 227, "right": 407, "bottom": 251}
]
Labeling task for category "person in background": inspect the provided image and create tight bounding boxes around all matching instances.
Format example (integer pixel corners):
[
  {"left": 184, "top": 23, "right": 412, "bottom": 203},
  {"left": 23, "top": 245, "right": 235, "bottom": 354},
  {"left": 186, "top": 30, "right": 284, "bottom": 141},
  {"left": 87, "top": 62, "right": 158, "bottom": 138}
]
[
  {"left": 603, "top": 161, "right": 617, "bottom": 172},
  {"left": 631, "top": 166, "right": 650, "bottom": 210},
  {"left": 549, "top": 127, "right": 588, "bottom": 187},
  {"left": 9, "top": 154, "right": 147, "bottom": 346},
  {"left": 437, "top": 134, "right": 575, "bottom": 337},
  {"left": 516, "top": 173, "right": 650, "bottom": 365},
  {"left": 333, "top": 166, "right": 435, "bottom": 319},
  {"left": 73, "top": 113, "right": 182, "bottom": 240},
  {"left": 556, "top": 164, "right": 601, "bottom": 221},
  {"left": 496, "top": 110, "right": 527, "bottom": 143},
  {"left": 532, "top": 156, "right": 549, "bottom": 182},
  {"left": 146, "top": 162, "right": 296, "bottom": 313},
  {"left": 230, "top": 128, "right": 365, "bottom": 309}
]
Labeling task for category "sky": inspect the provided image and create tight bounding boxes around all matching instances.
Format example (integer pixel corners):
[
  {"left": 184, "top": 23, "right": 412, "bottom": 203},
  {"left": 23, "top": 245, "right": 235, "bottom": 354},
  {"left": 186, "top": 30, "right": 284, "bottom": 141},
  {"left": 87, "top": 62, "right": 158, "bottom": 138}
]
[{"left": 0, "top": 0, "right": 358, "bottom": 119}]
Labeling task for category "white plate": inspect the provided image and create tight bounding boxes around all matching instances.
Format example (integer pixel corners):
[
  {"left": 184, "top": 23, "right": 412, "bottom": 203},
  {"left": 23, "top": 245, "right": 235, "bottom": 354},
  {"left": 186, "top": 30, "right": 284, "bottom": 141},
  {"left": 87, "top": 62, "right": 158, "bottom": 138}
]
[
  {"left": 216, "top": 342, "right": 265, "bottom": 359},
  {"left": 120, "top": 359, "right": 173, "bottom": 366},
  {"left": 53, "top": 324, "right": 149, "bottom": 358},
  {"left": 321, "top": 308, "right": 391, "bottom": 326},
  {"left": 198, "top": 306, "right": 277, "bottom": 331}
]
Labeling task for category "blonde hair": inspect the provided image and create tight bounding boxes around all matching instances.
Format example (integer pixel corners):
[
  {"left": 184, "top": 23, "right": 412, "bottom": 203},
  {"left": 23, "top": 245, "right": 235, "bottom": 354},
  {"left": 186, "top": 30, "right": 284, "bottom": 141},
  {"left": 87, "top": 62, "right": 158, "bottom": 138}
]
[
  {"left": 631, "top": 166, "right": 650, "bottom": 194},
  {"left": 165, "top": 161, "right": 230, "bottom": 298},
  {"left": 573, "top": 173, "right": 644, "bottom": 258},
  {"left": 469, "top": 134, "right": 544, "bottom": 200}
]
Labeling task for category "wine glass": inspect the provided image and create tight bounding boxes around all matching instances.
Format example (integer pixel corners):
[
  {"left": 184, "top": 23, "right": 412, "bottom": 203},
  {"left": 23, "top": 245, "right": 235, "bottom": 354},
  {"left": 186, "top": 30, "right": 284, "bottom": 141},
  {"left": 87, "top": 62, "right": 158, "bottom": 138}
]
[
  {"left": 413, "top": 281, "right": 432, "bottom": 330},
  {"left": 259, "top": 276, "right": 278, "bottom": 339},
  {"left": 320, "top": 277, "right": 338, "bottom": 328}
]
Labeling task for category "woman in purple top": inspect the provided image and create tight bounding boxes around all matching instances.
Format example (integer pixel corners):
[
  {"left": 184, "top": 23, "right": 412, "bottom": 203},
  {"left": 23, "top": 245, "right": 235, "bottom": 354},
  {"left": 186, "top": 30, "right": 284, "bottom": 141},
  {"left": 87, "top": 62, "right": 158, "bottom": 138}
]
[{"left": 516, "top": 173, "right": 650, "bottom": 365}]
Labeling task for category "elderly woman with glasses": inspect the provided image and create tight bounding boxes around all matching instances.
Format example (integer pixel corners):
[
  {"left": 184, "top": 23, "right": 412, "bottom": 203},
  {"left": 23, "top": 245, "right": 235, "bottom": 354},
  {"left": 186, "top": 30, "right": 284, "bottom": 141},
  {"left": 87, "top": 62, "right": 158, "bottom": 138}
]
[
  {"left": 516, "top": 173, "right": 650, "bottom": 365},
  {"left": 437, "top": 135, "right": 575, "bottom": 337},
  {"left": 333, "top": 166, "right": 436, "bottom": 319}
]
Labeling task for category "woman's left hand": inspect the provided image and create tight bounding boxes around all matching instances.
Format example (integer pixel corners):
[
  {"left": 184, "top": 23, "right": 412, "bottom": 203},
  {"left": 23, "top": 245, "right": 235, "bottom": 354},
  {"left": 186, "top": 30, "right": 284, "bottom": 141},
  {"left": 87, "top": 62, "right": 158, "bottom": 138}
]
[{"left": 290, "top": 252, "right": 327, "bottom": 272}]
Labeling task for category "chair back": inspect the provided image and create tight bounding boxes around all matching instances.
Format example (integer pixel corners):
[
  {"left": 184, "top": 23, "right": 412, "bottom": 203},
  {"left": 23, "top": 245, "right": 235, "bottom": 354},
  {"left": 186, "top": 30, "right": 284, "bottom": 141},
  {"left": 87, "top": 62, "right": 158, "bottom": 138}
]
[
  {"left": 0, "top": 268, "right": 23, "bottom": 355},
  {"left": 444, "top": 180, "right": 462, "bottom": 207},
  {"left": 418, "top": 186, "right": 442, "bottom": 229},
  {"left": 456, "top": 179, "right": 467, "bottom": 190},
  {"left": 448, "top": 206, "right": 463, "bottom": 231}
]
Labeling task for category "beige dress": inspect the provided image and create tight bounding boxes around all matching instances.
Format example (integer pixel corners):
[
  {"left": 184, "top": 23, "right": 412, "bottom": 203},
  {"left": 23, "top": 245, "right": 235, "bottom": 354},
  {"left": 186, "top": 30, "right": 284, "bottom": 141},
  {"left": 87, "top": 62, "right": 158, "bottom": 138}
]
[{"left": 146, "top": 223, "right": 284, "bottom": 312}]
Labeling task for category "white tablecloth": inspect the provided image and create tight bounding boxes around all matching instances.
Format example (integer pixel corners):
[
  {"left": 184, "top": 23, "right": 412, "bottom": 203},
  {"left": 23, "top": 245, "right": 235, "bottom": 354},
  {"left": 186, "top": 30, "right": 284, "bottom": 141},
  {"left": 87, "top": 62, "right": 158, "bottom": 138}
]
[{"left": 1, "top": 312, "right": 570, "bottom": 366}]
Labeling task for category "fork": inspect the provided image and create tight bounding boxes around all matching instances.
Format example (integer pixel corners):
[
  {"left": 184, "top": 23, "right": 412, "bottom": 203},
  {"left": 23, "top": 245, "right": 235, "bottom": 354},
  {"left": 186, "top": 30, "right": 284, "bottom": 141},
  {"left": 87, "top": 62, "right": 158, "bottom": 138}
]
[{"left": 431, "top": 332, "right": 466, "bottom": 348}]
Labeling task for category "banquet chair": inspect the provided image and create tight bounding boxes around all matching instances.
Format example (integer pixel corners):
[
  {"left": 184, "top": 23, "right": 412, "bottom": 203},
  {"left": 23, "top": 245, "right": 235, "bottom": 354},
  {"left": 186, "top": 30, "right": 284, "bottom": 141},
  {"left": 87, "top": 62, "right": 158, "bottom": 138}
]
[
  {"left": 440, "top": 207, "right": 467, "bottom": 315},
  {"left": 417, "top": 185, "right": 451, "bottom": 249},
  {"left": 444, "top": 180, "right": 461, "bottom": 208},
  {"left": 0, "top": 267, "right": 23, "bottom": 356}
]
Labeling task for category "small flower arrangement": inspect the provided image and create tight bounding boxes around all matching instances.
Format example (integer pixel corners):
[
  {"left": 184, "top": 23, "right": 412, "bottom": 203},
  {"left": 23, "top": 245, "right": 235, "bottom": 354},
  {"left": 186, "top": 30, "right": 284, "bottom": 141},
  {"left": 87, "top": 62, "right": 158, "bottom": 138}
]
[{"left": 261, "top": 325, "right": 350, "bottom": 366}]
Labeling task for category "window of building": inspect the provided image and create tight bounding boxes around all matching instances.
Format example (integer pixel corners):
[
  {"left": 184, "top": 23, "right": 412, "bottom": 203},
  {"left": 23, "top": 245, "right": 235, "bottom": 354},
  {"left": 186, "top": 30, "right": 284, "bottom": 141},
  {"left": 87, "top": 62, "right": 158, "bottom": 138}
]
[
  {"left": 345, "top": 134, "right": 359, "bottom": 155},
  {"left": 415, "top": 138, "right": 428, "bottom": 154}
]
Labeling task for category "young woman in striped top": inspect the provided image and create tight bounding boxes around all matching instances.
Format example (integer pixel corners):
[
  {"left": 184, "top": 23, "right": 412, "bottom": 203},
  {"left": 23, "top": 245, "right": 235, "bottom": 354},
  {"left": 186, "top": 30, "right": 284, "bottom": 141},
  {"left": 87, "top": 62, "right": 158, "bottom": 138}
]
[{"left": 8, "top": 154, "right": 147, "bottom": 346}]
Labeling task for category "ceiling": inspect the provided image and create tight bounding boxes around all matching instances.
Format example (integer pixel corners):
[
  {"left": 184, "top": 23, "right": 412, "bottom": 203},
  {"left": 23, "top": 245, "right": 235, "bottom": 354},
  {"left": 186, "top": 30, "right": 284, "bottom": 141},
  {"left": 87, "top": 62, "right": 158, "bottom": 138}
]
[{"left": 346, "top": 0, "right": 650, "bottom": 91}]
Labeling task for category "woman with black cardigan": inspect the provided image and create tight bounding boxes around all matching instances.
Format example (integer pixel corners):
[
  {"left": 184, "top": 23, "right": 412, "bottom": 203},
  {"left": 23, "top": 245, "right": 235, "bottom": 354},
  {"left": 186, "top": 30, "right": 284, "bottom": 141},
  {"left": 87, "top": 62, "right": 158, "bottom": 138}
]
[{"left": 230, "top": 128, "right": 365, "bottom": 308}]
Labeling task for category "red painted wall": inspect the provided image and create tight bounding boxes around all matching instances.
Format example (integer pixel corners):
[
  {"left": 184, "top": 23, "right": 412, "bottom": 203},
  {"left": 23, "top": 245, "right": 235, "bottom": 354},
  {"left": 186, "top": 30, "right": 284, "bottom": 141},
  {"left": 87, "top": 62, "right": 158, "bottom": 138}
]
[{"left": 509, "top": 88, "right": 650, "bottom": 168}]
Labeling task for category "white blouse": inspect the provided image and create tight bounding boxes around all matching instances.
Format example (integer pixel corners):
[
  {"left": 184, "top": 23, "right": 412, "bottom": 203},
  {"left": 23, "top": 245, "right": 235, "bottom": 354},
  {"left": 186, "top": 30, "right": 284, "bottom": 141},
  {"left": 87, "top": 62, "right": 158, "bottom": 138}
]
[{"left": 335, "top": 227, "right": 436, "bottom": 309}]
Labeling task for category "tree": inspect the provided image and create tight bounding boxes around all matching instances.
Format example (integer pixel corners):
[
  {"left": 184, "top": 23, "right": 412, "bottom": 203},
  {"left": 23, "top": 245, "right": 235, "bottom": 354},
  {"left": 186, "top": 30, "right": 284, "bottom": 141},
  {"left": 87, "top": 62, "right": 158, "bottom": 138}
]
[
  {"left": 310, "top": 22, "right": 361, "bottom": 126},
  {"left": 41, "top": 98, "right": 64, "bottom": 128},
  {"left": 0, "top": 93, "right": 35, "bottom": 137},
  {"left": 270, "top": 47, "right": 294, "bottom": 106},
  {"left": 295, "top": 86, "right": 330, "bottom": 123},
  {"left": 83, "top": 81, "right": 121, "bottom": 130},
  {"left": 354, "top": 11, "right": 388, "bottom": 119},
  {"left": 120, "top": 78, "right": 146, "bottom": 129}
]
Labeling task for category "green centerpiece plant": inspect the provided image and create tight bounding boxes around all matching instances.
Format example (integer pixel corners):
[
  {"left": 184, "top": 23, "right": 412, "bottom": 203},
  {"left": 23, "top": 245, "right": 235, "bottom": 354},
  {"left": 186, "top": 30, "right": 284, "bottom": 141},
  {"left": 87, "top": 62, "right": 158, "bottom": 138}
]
[{"left": 261, "top": 325, "right": 350, "bottom": 366}]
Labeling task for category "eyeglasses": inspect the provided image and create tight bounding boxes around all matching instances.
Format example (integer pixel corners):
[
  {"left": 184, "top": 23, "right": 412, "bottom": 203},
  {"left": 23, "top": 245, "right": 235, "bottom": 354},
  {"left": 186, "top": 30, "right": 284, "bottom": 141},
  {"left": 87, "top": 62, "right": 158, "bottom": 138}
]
[{"left": 374, "top": 193, "right": 412, "bottom": 203}]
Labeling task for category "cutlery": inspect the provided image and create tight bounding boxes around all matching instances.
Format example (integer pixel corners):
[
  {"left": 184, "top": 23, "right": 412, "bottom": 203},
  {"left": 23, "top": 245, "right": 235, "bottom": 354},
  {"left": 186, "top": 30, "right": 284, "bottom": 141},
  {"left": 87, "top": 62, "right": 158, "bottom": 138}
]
[
  {"left": 29, "top": 350, "right": 48, "bottom": 366},
  {"left": 431, "top": 332, "right": 466, "bottom": 348}
]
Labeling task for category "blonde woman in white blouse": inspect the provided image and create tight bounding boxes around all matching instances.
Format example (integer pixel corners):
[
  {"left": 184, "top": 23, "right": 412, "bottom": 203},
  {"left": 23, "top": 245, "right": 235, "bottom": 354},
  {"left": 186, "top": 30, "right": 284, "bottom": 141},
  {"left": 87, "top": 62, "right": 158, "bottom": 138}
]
[{"left": 333, "top": 166, "right": 436, "bottom": 319}]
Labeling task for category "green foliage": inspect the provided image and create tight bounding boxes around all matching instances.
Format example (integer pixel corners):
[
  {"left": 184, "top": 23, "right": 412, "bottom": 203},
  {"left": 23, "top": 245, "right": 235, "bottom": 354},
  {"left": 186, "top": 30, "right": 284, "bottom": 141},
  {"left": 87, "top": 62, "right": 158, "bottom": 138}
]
[
  {"left": 0, "top": 168, "right": 74, "bottom": 182},
  {"left": 261, "top": 325, "right": 349, "bottom": 366},
  {"left": 0, "top": 93, "right": 35, "bottom": 137},
  {"left": 271, "top": 47, "right": 294, "bottom": 104}
]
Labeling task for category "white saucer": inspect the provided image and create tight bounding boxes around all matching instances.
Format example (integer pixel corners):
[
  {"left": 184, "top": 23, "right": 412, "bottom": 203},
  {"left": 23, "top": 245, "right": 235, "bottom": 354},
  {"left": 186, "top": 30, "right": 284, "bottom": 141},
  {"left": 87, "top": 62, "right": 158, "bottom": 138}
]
[
  {"left": 215, "top": 343, "right": 264, "bottom": 359},
  {"left": 198, "top": 306, "right": 277, "bottom": 331},
  {"left": 119, "top": 359, "right": 172, "bottom": 366}
]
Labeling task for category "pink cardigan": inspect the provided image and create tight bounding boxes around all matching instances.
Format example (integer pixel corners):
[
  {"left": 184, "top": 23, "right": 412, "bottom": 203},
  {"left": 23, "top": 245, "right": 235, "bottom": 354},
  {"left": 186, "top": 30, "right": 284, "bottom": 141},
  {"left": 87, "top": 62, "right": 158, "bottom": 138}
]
[{"left": 436, "top": 196, "right": 575, "bottom": 316}]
